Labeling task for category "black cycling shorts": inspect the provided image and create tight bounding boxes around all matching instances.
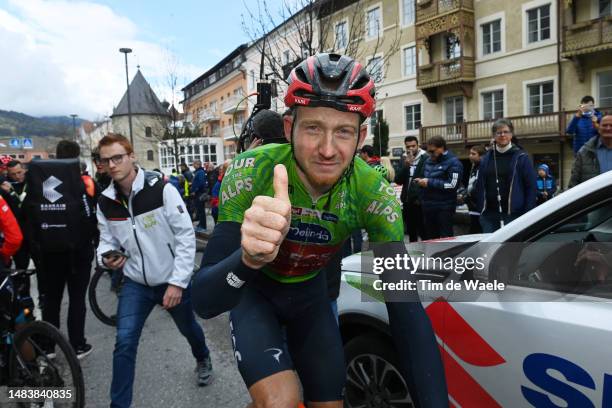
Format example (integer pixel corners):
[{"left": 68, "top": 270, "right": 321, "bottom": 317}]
[{"left": 229, "top": 271, "right": 345, "bottom": 402}]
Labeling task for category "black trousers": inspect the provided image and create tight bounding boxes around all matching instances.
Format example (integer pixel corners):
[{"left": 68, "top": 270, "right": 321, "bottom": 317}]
[
  {"left": 402, "top": 202, "right": 426, "bottom": 242},
  {"left": 423, "top": 207, "right": 455, "bottom": 239},
  {"left": 39, "top": 245, "right": 94, "bottom": 348},
  {"left": 13, "top": 242, "right": 32, "bottom": 295}
]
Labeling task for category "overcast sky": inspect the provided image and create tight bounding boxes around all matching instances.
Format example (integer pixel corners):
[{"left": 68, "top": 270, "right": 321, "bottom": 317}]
[{"left": 0, "top": 0, "right": 286, "bottom": 119}]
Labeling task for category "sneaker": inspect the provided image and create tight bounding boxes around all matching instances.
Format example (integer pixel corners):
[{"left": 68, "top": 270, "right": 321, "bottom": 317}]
[
  {"left": 75, "top": 344, "right": 93, "bottom": 360},
  {"left": 195, "top": 356, "right": 213, "bottom": 386}
]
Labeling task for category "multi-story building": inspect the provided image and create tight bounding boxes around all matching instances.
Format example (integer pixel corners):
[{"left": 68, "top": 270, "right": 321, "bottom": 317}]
[
  {"left": 181, "top": 44, "right": 249, "bottom": 159},
  {"left": 319, "top": 0, "right": 612, "bottom": 187},
  {"left": 319, "top": 0, "right": 415, "bottom": 154}
]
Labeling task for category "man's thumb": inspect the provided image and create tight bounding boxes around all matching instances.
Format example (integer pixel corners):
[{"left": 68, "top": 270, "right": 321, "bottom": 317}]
[{"left": 273, "top": 164, "right": 290, "bottom": 202}]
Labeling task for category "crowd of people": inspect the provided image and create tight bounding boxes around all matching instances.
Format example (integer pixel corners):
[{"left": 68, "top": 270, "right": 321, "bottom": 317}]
[{"left": 0, "top": 50, "right": 610, "bottom": 408}]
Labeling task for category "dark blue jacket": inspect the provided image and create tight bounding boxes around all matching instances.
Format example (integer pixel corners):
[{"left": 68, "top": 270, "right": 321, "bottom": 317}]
[
  {"left": 474, "top": 148, "right": 537, "bottom": 216},
  {"left": 566, "top": 110, "right": 602, "bottom": 153},
  {"left": 421, "top": 150, "right": 463, "bottom": 209},
  {"left": 536, "top": 163, "right": 556, "bottom": 204},
  {"left": 191, "top": 167, "right": 208, "bottom": 195}
]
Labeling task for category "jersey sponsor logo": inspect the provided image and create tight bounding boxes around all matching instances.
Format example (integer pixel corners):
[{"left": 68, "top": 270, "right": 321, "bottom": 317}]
[
  {"left": 287, "top": 222, "right": 331, "bottom": 244},
  {"left": 225, "top": 157, "right": 256, "bottom": 177},
  {"left": 221, "top": 177, "right": 253, "bottom": 204},
  {"left": 291, "top": 207, "right": 339, "bottom": 223},
  {"left": 378, "top": 181, "right": 402, "bottom": 206},
  {"left": 226, "top": 272, "right": 245, "bottom": 288},
  {"left": 42, "top": 175, "right": 62, "bottom": 203},
  {"left": 268, "top": 240, "right": 342, "bottom": 277},
  {"left": 265, "top": 348, "right": 283, "bottom": 363},
  {"left": 365, "top": 200, "right": 400, "bottom": 223}
]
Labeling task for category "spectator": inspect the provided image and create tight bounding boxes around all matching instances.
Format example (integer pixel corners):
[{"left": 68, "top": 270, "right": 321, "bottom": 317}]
[
  {"left": 191, "top": 160, "right": 209, "bottom": 233},
  {"left": 569, "top": 114, "right": 612, "bottom": 187},
  {"left": 27, "top": 140, "right": 97, "bottom": 359},
  {"left": 359, "top": 145, "right": 380, "bottom": 166},
  {"left": 535, "top": 164, "right": 556, "bottom": 205},
  {"left": 180, "top": 162, "right": 194, "bottom": 183},
  {"left": 254, "top": 109, "right": 285, "bottom": 144},
  {"left": 566, "top": 95, "right": 602, "bottom": 154},
  {"left": 474, "top": 119, "right": 537, "bottom": 233},
  {"left": 206, "top": 162, "right": 218, "bottom": 198},
  {"left": 415, "top": 136, "right": 463, "bottom": 239},
  {"left": 168, "top": 169, "right": 183, "bottom": 196},
  {"left": 96, "top": 133, "right": 212, "bottom": 408},
  {"left": 5, "top": 161, "right": 31, "bottom": 270},
  {"left": 179, "top": 163, "right": 194, "bottom": 218},
  {"left": 463, "top": 145, "right": 486, "bottom": 234},
  {"left": 7, "top": 160, "right": 26, "bottom": 200},
  {"left": 93, "top": 147, "right": 112, "bottom": 190},
  {"left": 375, "top": 157, "right": 395, "bottom": 182},
  {"left": 210, "top": 160, "right": 231, "bottom": 224},
  {"left": 395, "top": 136, "right": 428, "bottom": 241}
]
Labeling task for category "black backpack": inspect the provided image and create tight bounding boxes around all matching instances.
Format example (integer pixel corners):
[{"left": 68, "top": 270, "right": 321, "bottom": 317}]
[{"left": 23, "top": 159, "right": 96, "bottom": 253}]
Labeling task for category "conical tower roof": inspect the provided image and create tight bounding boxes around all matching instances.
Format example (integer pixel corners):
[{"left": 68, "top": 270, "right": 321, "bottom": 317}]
[{"left": 112, "top": 70, "right": 169, "bottom": 117}]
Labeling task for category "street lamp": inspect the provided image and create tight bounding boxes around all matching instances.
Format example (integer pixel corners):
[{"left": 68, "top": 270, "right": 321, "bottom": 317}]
[
  {"left": 70, "top": 114, "right": 78, "bottom": 142},
  {"left": 119, "top": 47, "right": 134, "bottom": 146}
]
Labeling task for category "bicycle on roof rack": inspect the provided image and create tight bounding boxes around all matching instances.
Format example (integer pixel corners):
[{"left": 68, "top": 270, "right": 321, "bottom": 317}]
[{"left": 0, "top": 268, "right": 85, "bottom": 407}]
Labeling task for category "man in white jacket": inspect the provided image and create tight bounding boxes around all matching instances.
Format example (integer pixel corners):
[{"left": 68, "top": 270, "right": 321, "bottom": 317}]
[{"left": 96, "top": 133, "right": 212, "bottom": 408}]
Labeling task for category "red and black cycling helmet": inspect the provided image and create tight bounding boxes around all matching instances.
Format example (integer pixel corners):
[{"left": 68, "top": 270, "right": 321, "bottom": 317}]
[
  {"left": 284, "top": 53, "right": 376, "bottom": 121},
  {"left": 0, "top": 155, "right": 12, "bottom": 171}
]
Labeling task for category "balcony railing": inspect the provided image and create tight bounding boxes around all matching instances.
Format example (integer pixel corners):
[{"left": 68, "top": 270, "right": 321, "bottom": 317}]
[
  {"left": 562, "top": 16, "right": 612, "bottom": 57},
  {"left": 416, "top": 0, "right": 473, "bottom": 22},
  {"left": 222, "top": 95, "right": 247, "bottom": 115},
  {"left": 199, "top": 108, "right": 220, "bottom": 123},
  {"left": 221, "top": 125, "right": 243, "bottom": 140},
  {"left": 419, "top": 108, "right": 611, "bottom": 143},
  {"left": 417, "top": 57, "right": 475, "bottom": 89}
]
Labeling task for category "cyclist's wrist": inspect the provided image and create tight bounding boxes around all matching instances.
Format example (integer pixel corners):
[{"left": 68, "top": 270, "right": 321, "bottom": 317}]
[{"left": 241, "top": 252, "right": 265, "bottom": 270}]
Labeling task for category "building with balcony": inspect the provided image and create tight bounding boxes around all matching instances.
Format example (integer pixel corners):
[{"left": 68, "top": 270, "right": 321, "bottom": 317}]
[
  {"left": 317, "top": 0, "right": 612, "bottom": 187},
  {"left": 181, "top": 44, "right": 249, "bottom": 158}
]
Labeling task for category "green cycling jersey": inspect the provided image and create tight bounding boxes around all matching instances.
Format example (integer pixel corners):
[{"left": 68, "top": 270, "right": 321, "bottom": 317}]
[{"left": 219, "top": 143, "right": 403, "bottom": 283}]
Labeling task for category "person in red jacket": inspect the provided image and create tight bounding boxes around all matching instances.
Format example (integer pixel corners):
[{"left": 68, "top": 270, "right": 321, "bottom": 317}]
[{"left": 0, "top": 194, "right": 23, "bottom": 266}]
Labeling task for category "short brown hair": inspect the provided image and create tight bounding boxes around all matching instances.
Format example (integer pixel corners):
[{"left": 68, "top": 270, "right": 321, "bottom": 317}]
[
  {"left": 470, "top": 145, "right": 487, "bottom": 156},
  {"left": 98, "top": 133, "right": 133, "bottom": 155}
]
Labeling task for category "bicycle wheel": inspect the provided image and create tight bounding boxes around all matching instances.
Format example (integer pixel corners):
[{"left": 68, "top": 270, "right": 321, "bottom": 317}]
[
  {"left": 9, "top": 320, "right": 85, "bottom": 407},
  {"left": 88, "top": 268, "right": 120, "bottom": 327}
]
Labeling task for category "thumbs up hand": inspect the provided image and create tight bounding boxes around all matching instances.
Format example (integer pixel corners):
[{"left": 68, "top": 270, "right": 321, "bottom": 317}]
[{"left": 241, "top": 164, "right": 292, "bottom": 269}]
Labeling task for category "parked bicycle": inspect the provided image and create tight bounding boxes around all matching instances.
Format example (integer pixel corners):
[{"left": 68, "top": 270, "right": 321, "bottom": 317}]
[{"left": 0, "top": 268, "right": 85, "bottom": 407}]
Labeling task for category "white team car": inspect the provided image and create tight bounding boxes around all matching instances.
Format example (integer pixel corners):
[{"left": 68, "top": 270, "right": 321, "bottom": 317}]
[{"left": 338, "top": 171, "right": 612, "bottom": 408}]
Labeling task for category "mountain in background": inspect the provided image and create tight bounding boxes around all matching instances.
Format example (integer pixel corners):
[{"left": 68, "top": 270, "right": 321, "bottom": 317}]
[{"left": 0, "top": 110, "right": 85, "bottom": 137}]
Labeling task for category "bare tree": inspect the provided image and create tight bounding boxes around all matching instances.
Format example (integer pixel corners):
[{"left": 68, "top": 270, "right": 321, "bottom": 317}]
[
  {"left": 241, "top": 0, "right": 402, "bottom": 89},
  {"left": 147, "top": 49, "right": 203, "bottom": 171}
]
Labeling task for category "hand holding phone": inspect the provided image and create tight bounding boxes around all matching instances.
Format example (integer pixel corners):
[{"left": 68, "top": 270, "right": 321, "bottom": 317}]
[{"left": 101, "top": 250, "right": 128, "bottom": 270}]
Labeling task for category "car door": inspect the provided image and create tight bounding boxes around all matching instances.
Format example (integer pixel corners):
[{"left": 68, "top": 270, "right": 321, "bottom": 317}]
[{"left": 446, "top": 193, "right": 612, "bottom": 407}]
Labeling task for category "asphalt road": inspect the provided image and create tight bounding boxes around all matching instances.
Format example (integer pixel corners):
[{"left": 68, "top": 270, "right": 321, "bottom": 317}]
[{"left": 33, "top": 235, "right": 252, "bottom": 408}]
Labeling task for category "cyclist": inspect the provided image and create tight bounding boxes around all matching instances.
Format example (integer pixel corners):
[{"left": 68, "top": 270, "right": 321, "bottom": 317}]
[{"left": 193, "top": 53, "right": 447, "bottom": 407}]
